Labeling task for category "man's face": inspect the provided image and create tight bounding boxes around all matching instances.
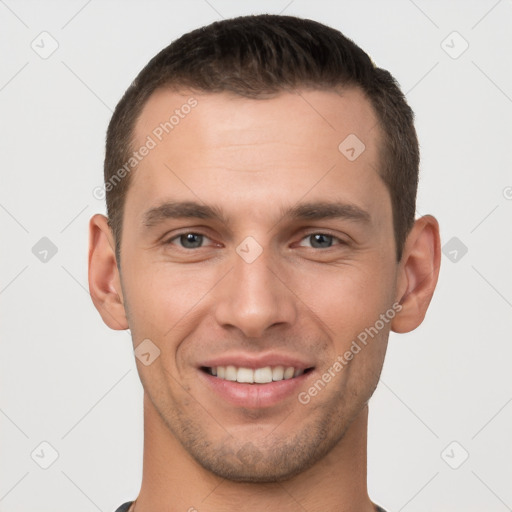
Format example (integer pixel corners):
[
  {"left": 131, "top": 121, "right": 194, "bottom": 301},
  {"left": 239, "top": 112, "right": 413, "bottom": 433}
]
[{"left": 119, "top": 88, "right": 399, "bottom": 481}]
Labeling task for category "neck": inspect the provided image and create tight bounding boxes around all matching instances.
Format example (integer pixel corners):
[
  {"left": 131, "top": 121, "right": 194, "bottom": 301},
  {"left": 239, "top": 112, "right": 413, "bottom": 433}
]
[{"left": 133, "top": 393, "right": 375, "bottom": 512}]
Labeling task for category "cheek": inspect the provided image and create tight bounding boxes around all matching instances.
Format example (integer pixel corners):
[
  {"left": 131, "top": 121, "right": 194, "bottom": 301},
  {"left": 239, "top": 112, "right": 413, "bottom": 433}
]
[
  {"left": 299, "top": 265, "right": 393, "bottom": 403},
  {"left": 120, "top": 256, "right": 209, "bottom": 340},
  {"left": 294, "top": 259, "right": 396, "bottom": 345}
]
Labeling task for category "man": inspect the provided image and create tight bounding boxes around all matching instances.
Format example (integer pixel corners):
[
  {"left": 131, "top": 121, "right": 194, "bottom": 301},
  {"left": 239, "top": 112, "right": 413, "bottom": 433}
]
[{"left": 88, "top": 14, "right": 440, "bottom": 512}]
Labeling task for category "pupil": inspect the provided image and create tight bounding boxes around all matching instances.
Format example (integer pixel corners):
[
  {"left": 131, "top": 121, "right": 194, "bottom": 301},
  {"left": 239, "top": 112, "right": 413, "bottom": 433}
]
[
  {"left": 311, "top": 234, "right": 332, "bottom": 248},
  {"left": 181, "top": 233, "right": 202, "bottom": 248}
]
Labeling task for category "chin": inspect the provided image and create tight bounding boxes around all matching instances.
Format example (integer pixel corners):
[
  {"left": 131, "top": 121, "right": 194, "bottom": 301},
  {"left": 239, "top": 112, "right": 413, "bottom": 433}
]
[
  {"left": 188, "top": 433, "right": 334, "bottom": 484},
  {"left": 198, "top": 458, "right": 309, "bottom": 484}
]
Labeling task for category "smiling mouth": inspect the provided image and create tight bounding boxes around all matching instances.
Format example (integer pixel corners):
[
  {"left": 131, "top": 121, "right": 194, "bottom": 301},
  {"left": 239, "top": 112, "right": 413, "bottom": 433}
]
[{"left": 201, "top": 365, "right": 314, "bottom": 384}]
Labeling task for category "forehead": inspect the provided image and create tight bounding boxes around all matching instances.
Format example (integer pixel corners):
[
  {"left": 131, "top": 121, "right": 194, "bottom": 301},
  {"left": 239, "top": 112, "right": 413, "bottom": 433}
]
[
  {"left": 127, "top": 87, "right": 388, "bottom": 228},
  {"left": 134, "top": 87, "right": 380, "bottom": 152}
]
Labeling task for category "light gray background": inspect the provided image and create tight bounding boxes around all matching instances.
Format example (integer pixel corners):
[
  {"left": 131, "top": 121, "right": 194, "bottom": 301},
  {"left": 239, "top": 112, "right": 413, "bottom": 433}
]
[{"left": 1, "top": 1, "right": 511, "bottom": 511}]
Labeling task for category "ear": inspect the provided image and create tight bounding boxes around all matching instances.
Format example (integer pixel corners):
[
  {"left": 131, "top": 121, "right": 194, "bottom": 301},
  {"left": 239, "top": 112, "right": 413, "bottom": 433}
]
[
  {"left": 391, "top": 215, "right": 441, "bottom": 333},
  {"left": 88, "top": 214, "right": 129, "bottom": 330}
]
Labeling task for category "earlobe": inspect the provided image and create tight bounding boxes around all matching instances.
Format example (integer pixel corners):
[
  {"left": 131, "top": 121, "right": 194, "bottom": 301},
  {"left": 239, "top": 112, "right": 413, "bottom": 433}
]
[
  {"left": 391, "top": 215, "right": 441, "bottom": 334},
  {"left": 88, "top": 214, "right": 129, "bottom": 330}
]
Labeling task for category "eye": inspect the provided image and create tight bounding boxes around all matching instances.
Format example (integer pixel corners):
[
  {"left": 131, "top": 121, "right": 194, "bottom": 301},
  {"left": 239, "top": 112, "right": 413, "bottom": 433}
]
[
  {"left": 298, "top": 233, "right": 343, "bottom": 249},
  {"left": 167, "top": 232, "right": 210, "bottom": 249}
]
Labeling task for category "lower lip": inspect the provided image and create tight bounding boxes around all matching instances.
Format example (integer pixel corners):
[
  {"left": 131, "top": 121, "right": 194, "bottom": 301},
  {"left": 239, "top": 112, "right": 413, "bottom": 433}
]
[{"left": 199, "top": 369, "right": 313, "bottom": 408}]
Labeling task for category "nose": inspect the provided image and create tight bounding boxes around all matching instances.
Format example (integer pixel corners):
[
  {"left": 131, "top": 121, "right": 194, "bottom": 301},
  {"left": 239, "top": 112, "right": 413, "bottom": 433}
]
[{"left": 213, "top": 247, "right": 297, "bottom": 339}]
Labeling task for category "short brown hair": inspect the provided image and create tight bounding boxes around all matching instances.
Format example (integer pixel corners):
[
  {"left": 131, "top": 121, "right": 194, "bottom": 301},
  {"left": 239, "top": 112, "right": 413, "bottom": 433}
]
[{"left": 104, "top": 14, "right": 419, "bottom": 265}]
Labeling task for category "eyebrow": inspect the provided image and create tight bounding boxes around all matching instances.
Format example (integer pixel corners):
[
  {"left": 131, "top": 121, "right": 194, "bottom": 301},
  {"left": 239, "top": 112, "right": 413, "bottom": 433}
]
[
  {"left": 283, "top": 201, "right": 371, "bottom": 224},
  {"left": 142, "top": 200, "right": 371, "bottom": 228},
  {"left": 142, "top": 201, "right": 228, "bottom": 227}
]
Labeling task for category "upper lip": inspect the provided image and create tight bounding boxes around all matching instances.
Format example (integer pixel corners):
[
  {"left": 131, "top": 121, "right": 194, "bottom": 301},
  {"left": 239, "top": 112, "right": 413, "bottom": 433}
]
[{"left": 199, "top": 352, "right": 315, "bottom": 370}]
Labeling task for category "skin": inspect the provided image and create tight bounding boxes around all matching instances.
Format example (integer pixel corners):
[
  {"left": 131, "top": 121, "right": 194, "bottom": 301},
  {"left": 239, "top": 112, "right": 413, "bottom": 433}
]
[{"left": 88, "top": 88, "right": 441, "bottom": 512}]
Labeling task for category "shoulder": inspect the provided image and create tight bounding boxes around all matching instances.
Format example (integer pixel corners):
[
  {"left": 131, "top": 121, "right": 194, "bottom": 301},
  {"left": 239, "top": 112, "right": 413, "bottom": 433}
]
[{"left": 114, "top": 502, "right": 134, "bottom": 512}]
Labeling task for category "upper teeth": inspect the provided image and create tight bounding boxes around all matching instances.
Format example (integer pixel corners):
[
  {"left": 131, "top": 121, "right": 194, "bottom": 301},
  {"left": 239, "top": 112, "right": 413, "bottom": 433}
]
[{"left": 210, "top": 365, "right": 304, "bottom": 384}]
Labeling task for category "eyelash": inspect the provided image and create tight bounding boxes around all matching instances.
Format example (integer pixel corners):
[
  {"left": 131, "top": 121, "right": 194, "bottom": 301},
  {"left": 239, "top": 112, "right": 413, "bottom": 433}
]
[{"left": 165, "top": 231, "right": 347, "bottom": 249}]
